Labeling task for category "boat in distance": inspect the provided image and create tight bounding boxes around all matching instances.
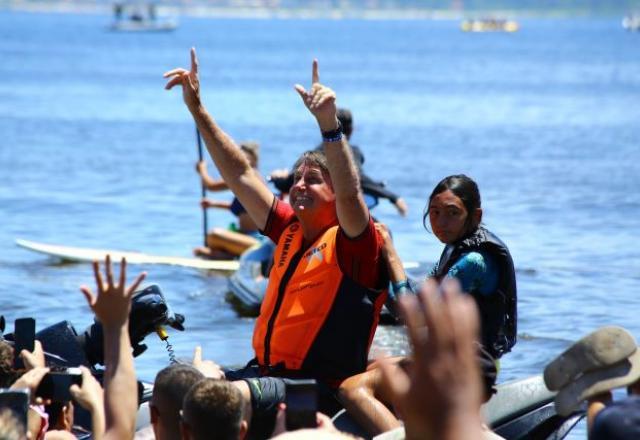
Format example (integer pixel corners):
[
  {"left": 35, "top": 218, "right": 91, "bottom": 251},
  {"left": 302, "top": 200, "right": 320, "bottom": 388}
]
[{"left": 461, "top": 18, "right": 519, "bottom": 33}]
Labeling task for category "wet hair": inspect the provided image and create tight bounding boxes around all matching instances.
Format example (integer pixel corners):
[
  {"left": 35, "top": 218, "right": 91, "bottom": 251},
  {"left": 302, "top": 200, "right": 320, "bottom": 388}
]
[
  {"left": 239, "top": 141, "right": 260, "bottom": 168},
  {"left": 182, "top": 378, "right": 244, "bottom": 440},
  {"left": 423, "top": 174, "right": 482, "bottom": 236},
  {"left": 292, "top": 150, "right": 330, "bottom": 181},
  {"left": 337, "top": 108, "right": 353, "bottom": 139}
]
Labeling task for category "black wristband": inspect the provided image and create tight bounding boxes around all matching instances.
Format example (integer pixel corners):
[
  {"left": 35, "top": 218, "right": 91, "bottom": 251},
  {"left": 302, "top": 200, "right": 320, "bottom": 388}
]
[{"left": 321, "top": 120, "right": 343, "bottom": 143}]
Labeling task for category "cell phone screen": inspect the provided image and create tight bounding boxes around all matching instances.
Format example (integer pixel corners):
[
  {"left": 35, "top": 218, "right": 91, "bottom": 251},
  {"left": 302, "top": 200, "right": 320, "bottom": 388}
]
[
  {"left": 285, "top": 379, "right": 317, "bottom": 431},
  {"left": 13, "top": 318, "right": 35, "bottom": 369},
  {"left": 36, "top": 368, "right": 83, "bottom": 402},
  {"left": 0, "top": 388, "right": 29, "bottom": 435}
]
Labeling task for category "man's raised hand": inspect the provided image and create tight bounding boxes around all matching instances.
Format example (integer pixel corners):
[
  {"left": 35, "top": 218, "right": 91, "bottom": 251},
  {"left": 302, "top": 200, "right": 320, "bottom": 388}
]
[
  {"left": 80, "top": 255, "right": 146, "bottom": 329},
  {"left": 164, "top": 47, "right": 201, "bottom": 111},
  {"left": 294, "top": 59, "right": 339, "bottom": 132}
]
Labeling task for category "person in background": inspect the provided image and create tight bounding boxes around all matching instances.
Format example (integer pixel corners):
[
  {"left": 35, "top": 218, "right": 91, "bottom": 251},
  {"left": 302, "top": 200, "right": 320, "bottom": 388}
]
[
  {"left": 269, "top": 108, "right": 409, "bottom": 217},
  {"left": 180, "top": 378, "right": 247, "bottom": 440},
  {"left": 425, "top": 174, "right": 517, "bottom": 361},
  {"left": 194, "top": 141, "right": 262, "bottom": 259},
  {"left": 543, "top": 325, "right": 640, "bottom": 440},
  {"left": 337, "top": 175, "right": 516, "bottom": 436},
  {"left": 165, "top": 50, "right": 388, "bottom": 437}
]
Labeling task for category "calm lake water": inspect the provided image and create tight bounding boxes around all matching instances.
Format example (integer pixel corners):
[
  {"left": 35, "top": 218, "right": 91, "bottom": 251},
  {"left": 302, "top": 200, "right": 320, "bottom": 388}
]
[{"left": 1, "top": 11, "right": 640, "bottom": 436}]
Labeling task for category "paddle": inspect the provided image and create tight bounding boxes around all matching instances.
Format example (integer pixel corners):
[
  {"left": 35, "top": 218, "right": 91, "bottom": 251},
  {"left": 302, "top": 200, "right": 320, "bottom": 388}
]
[{"left": 196, "top": 127, "right": 208, "bottom": 247}]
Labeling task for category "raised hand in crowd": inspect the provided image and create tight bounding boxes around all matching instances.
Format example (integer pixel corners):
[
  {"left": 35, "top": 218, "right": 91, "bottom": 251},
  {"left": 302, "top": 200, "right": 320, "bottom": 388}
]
[
  {"left": 20, "top": 339, "right": 45, "bottom": 370},
  {"left": 80, "top": 255, "right": 146, "bottom": 440},
  {"left": 270, "top": 403, "right": 344, "bottom": 439},
  {"left": 70, "top": 366, "right": 106, "bottom": 440},
  {"left": 379, "top": 279, "right": 484, "bottom": 440},
  {"left": 191, "top": 345, "right": 225, "bottom": 380},
  {"left": 164, "top": 47, "right": 201, "bottom": 111},
  {"left": 294, "top": 60, "right": 340, "bottom": 132}
]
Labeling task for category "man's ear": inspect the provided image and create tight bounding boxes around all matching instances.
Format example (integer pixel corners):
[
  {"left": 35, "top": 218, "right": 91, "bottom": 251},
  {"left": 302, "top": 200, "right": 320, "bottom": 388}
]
[
  {"left": 239, "top": 419, "right": 249, "bottom": 440},
  {"left": 61, "top": 403, "right": 73, "bottom": 431}
]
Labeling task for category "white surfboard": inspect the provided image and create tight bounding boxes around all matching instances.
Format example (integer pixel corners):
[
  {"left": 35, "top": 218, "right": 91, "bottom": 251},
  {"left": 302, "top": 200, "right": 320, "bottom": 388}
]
[{"left": 15, "top": 239, "right": 239, "bottom": 273}]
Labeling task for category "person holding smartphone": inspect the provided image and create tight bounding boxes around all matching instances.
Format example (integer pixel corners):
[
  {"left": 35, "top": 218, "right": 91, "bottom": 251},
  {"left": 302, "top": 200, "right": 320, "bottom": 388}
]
[{"left": 165, "top": 51, "right": 389, "bottom": 436}]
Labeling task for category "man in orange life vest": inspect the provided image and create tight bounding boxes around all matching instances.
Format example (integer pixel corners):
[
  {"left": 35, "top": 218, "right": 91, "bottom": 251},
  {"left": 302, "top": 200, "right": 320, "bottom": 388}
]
[{"left": 165, "top": 49, "right": 388, "bottom": 432}]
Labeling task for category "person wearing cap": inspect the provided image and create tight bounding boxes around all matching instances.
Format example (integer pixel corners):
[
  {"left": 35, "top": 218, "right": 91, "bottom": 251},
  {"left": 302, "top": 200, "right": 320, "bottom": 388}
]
[
  {"left": 544, "top": 325, "right": 640, "bottom": 438},
  {"left": 194, "top": 141, "right": 263, "bottom": 259}
]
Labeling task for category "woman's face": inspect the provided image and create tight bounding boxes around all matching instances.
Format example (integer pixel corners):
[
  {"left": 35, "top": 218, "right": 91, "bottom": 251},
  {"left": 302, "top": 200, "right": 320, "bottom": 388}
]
[{"left": 428, "top": 189, "right": 470, "bottom": 244}]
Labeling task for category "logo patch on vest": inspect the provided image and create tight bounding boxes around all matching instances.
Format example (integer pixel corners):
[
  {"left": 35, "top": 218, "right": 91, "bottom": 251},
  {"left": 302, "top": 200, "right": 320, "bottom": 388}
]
[
  {"left": 304, "top": 243, "right": 326, "bottom": 264},
  {"left": 278, "top": 225, "right": 299, "bottom": 268}
]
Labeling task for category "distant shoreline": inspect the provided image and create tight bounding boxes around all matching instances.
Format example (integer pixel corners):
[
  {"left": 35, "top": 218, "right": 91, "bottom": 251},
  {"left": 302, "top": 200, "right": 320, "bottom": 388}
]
[{"left": 0, "top": 2, "right": 627, "bottom": 19}]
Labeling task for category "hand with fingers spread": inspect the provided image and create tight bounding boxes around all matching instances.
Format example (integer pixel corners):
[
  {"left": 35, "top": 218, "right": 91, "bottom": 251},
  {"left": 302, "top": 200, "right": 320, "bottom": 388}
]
[
  {"left": 294, "top": 59, "right": 340, "bottom": 132},
  {"left": 79, "top": 255, "right": 146, "bottom": 329},
  {"left": 191, "top": 346, "right": 225, "bottom": 379},
  {"left": 379, "top": 279, "right": 484, "bottom": 440},
  {"left": 164, "top": 47, "right": 201, "bottom": 111}
]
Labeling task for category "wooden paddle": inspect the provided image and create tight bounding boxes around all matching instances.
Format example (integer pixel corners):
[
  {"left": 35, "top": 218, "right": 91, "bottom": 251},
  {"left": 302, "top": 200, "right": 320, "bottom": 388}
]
[{"left": 196, "top": 127, "right": 208, "bottom": 247}]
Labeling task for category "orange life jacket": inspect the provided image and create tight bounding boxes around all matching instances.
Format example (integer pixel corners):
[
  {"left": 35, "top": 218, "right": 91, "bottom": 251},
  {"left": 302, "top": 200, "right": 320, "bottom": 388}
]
[{"left": 252, "top": 222, "right": 387, "bottom": 382}]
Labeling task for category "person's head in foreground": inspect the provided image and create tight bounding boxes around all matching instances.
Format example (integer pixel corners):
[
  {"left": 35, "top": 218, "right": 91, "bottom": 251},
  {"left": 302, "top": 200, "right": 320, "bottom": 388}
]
[
  {"left": 180, "top": 378, "right": 247, "bottom": 440},
  {"left": 424, "top": 174, "right": 482, "bottom": 245},
  {"left": 544, "top": 325, "right": 640, "bottom": 433},
  {"left": 150, "top": 364, "right": 205, "bottom": 440}
]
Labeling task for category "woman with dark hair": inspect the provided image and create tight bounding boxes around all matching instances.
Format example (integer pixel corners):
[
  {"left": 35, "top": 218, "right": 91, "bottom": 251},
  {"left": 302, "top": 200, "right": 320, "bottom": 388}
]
[
  {"left": 425, "top": 174, "right": 517, "bottom": 360},
  {"left": 337, "top": 174, "right": 517, "bottom": 437}
]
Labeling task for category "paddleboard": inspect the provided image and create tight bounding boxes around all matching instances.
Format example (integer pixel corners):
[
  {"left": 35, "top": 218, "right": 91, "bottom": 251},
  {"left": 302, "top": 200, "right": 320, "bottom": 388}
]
[{"left": 15, "top": 239, "right": 239, "bottom": 273}]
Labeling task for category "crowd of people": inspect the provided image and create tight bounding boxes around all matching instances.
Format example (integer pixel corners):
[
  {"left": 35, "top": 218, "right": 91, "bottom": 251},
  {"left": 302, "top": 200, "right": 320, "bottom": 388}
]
[{"left": 1, "top": 47, "right": 637, "bottom": 440}]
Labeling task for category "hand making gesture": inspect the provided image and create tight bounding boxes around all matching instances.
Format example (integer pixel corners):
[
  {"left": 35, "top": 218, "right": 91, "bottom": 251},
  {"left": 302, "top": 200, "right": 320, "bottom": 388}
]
[
  {"left": 380, "top": 279, "right": 484, "bottom": 440},
  {"left": 80, "top": 255, "right": 146, "bottom": 329},
  {"left": 294, "top": 59, "right": 339, "bottom": 132},
  {"left": 164, "top": 47, "right": 202, "bottom": 111}
]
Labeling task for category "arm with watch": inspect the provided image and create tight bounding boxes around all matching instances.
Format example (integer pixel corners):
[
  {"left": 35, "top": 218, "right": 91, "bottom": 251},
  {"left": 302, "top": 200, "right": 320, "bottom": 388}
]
[{"left": 294, "top": 59, "right": 370, "bottom": 238}]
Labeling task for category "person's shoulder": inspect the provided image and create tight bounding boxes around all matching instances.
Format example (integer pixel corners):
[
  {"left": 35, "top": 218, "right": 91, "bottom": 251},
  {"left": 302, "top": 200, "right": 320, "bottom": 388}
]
[{"left": 592, "top": 396, "right": 640, "bottom": 439}]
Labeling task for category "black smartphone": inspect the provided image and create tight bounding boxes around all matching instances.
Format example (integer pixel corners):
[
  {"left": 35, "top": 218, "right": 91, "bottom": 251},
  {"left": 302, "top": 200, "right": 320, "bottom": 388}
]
[
  {"left": 13, "top": 318, "right": 35, "bottom": 370},
  {"left": 0, "top": 388, "right": 30, "bottom": 435},
  {"left": 36, "top": 368, "right": 83, "bottom": 402},
  {"left": 285, "top": 379, "right": 317, "bottom": 431}
]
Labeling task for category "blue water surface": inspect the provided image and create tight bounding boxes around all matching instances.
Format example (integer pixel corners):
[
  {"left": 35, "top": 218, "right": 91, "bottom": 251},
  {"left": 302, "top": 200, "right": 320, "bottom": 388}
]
[{"left": 1, "top": 12, "right": 640, "bottom": 436}]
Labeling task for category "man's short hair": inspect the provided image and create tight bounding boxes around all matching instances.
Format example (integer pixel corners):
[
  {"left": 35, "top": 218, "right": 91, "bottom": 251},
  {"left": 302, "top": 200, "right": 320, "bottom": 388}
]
[
  {"left": 182, "top": 378, "right": 244, "bottom": 440},
  {"left": 152, "top": 364, "right": 204, "bottom": 426},
  {"left": 292, "top": 150, "right": 330, "bottom": 181}
]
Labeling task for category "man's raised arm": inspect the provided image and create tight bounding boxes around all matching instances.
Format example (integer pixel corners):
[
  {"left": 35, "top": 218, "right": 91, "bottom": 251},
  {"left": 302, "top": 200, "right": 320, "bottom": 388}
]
[
  {"left": 164, "top": 48, "right": 274, "bottom": 230},
  {"left": 294, "top": 60, "right": 369, "bottom": 238}
]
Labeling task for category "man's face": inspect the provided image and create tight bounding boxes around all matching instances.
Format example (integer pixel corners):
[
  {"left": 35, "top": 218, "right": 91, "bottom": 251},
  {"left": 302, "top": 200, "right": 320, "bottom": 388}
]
[{"left": 290, "top": 163, "right": 335, "bottom": 216}]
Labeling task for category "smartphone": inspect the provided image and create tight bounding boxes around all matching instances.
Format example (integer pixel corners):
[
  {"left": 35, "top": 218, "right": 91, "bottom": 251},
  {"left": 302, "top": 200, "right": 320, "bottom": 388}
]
[
  {"left": 285, "top": 379, "right": 317, "bottom": 431},
  {"left": 36, "top": 368, "right": 83, "bottom": 402},
  {"left": 13, "top": 318, "right": 35, "bottom": 370},
  {"left": 0, "top": 388, "right": 30, "bottom": 435}
]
